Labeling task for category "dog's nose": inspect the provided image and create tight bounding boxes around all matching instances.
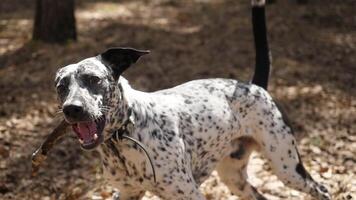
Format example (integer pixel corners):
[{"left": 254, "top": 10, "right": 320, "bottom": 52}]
[{"left": 63, "top": 103, "right": 84, "bottom": 119}]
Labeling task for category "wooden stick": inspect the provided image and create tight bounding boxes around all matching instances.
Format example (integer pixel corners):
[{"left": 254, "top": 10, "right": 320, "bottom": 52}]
[{"left": 31, "top": 119, "right": 69, "bottom": 176}]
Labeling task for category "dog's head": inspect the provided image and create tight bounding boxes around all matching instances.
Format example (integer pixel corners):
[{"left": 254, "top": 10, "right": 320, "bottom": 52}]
[{"left": 55, "top": 48, "right": 149, "bottom": 150}]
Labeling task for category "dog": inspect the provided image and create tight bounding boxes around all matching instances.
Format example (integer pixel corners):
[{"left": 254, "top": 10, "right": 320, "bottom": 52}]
[{"left": 54, "top": 1, "right": 331, "bottom": 200}]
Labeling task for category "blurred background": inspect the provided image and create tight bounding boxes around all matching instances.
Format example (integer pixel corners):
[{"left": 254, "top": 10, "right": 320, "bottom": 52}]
[{"left": 0, "top": 0, "right": 355, "bottom": 199}]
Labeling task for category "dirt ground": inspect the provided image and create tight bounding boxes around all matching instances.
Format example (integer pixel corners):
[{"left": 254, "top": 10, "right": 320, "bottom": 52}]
[{"left": 0, "top": 0, "right": 355, "bottom": 199}]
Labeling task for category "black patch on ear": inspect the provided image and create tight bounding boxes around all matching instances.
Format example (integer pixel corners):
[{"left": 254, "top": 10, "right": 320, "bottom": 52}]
[{"left": 98, "top": 47, "right": 149, "bottom": 79}]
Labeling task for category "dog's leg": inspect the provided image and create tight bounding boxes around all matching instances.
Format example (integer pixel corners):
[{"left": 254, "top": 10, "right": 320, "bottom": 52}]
[
  {"left": 156, "top": 171, "right": 206, "bottom": 200},
  {"left": 251, "top": 100, "right": 331, "bottom": 200},
  {"left": 217, "top": 137, "right": 267, "bottom": 200}
]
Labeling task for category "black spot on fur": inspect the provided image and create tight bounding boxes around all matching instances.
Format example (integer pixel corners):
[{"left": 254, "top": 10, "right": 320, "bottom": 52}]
[
  {"left": 184, "top": 99, "right": 192, "bottom": 104},
  {"left": 296, "top": 163, "right": 308, "bottom": 179},
  {"left": 319, "top": 185, "right": 328, "bottom": 193}
]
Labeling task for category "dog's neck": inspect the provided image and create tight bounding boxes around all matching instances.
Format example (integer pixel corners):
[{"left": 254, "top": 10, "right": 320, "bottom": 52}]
[
  {"left": 106, "top": 77, "right": 154, "bottom": 136},
  {"left": 100, "top": 77, "right": 159, "bottom": 182}
]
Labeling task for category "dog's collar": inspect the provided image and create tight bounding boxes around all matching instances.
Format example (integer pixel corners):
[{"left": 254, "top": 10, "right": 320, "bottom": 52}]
[
  {"left": 112, "top": 118, "right": 133, "bottom": 140},
  {"left": 110, "top": 109, "right": 157, "bottom": 183},
  {"left": 111, "top": 107, "right": 135, "bottom": 139}
]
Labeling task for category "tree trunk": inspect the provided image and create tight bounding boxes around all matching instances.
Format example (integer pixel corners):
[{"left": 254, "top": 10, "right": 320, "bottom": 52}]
[
  {"left": 297, "top": 0, "right": 308, "bottom": 4},
  {"left": 33, "top": 0, "right": 77, "bottom": 43}
]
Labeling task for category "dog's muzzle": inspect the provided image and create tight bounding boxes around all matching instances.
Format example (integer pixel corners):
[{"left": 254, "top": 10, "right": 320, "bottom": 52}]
[{"left": 62, "top": 102, "right": 106, "bottom": 149}]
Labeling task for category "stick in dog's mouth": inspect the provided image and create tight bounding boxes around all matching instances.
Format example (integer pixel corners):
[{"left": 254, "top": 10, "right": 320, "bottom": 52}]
[{"left": 31, "top": 119, "right": 69, "bottom": 176}]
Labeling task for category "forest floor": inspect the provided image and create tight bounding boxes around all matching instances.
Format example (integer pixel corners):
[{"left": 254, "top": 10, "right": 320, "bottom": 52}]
[{"left": 0, "top": 0, "right": 355, "bottom": 199}]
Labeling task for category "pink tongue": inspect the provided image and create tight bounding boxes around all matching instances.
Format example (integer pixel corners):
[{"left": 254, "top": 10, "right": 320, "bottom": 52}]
[{"left": 73, "top": 122, "right": 97, "bottom": 142}]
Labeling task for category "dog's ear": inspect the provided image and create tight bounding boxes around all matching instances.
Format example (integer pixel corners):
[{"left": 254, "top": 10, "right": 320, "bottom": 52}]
[{"left": 98, "top": 47, "right": 149, "bottom": 79}]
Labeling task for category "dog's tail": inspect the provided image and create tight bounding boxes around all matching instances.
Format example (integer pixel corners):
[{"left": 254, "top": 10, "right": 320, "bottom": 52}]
[{"left": 251, "top": 0, "right": 271, "bottom": 90}]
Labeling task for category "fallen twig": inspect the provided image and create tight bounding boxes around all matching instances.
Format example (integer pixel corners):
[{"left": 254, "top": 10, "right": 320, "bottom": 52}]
[{"left": 31, "top": 119, "right": 69, "bottom": 176}]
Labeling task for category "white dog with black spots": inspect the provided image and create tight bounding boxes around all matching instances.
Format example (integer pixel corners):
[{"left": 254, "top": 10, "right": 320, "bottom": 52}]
[{"left": 54, "top": 1, "right": 331, "bottom": 199}]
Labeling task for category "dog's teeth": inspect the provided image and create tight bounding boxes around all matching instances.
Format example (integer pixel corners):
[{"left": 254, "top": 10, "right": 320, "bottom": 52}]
[
  {"left": 94, "top": 133, "right": 98, "bottom": 140},
  {"left": 79, "top": 139, "right": 84, "bottom": 144}
]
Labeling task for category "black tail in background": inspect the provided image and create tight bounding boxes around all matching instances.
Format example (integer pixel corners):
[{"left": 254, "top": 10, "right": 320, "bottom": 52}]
[{"left": 251, "top": 2, "right": 271, "bottom": 90}]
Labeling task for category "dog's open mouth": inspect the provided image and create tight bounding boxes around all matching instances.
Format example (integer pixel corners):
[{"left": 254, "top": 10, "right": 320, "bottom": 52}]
[{"left": 72, "top": 117, "right": 105, "bottom": 150}]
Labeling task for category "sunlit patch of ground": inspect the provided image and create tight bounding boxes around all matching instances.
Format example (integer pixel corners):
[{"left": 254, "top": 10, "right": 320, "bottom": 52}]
[{"left": 0, "top": 19, "right": 31, "bottom": 55}]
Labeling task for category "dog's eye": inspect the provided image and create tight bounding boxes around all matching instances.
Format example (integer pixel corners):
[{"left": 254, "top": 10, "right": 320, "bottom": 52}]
[
  {"left": 56, "top": 84, "right": 66, "bottom": 94},
  {"left": 83, "top": 75, "right": 101, "bottom": 86}
]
